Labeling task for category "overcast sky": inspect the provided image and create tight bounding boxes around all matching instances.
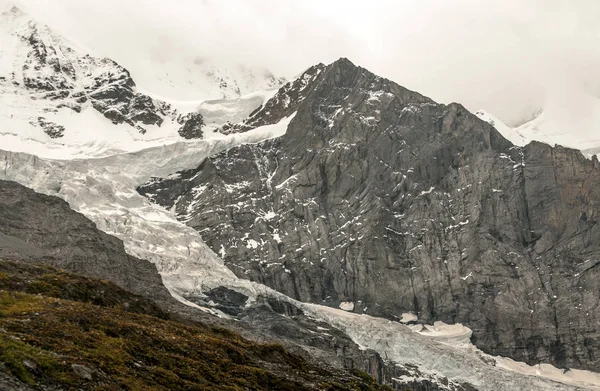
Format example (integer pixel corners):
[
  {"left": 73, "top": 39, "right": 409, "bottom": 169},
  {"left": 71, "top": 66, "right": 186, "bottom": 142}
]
[{"left": 9, "top": 0, "right": 600, "bottom": 125}]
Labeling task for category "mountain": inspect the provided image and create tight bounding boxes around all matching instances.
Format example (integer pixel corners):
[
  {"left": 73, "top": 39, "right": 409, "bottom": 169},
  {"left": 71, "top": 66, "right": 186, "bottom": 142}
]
[
  {"left": 140, "top": 58, "right": 600, "bottom": 376},
  {"left": 3, "top": 97, "right": 597, "bottom": 391},
  {"left": 1, "top": 6, "right": 600, "bottom": 389},
  {"left": 0, "top": 179, "right": 481, "bottom": 391},
  {"left": 477, "top": 90, "right": 600, "bottom": 156},
  {"left": 0, "top": 6, "right": 282, "bottom": 159}
]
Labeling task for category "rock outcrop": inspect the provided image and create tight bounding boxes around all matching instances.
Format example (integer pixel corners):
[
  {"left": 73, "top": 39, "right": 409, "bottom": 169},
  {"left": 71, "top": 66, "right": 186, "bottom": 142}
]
[
  {"left": 0, "top": 179, "right": 173, "bottom": 302},
  {"left": 139, "top": 58, "right": 600, "bottom": 372}
]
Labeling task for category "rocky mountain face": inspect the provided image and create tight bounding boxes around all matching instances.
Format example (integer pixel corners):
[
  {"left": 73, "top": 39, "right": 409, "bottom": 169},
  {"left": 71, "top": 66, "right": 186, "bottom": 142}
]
[
  {"left": 0, "top": 179, "right": 476, "bottom": 391},
  {"left": 139, "top": 58, "right": 600, "bottom": 372},
  {"left": 0, "top": 6, "right": 204, "bottom": 140},
  {"left": 0, "top": 179, "right": 174, "bottom": 303}
]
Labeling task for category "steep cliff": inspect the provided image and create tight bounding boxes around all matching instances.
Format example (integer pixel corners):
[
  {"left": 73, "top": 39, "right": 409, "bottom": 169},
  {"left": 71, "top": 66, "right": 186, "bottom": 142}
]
[{"left": 139, "top": 58, "right": 600, "bottom": 372}]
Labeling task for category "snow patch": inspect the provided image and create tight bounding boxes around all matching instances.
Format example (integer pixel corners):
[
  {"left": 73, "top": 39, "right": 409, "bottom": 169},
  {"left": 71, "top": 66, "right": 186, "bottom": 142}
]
[{"left": 400, "top": 312, "right": 418, "bottom": 323}]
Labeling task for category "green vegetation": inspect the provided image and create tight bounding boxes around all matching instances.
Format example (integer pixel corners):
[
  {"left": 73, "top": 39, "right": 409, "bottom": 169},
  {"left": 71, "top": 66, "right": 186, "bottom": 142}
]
[{"left": 0, "top": 260, "right": 391, "bottom": 390}]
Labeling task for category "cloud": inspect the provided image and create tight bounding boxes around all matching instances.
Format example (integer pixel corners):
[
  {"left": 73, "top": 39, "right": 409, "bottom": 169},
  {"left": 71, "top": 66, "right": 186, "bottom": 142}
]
[{"left": 13, "top": 0, "right": 600, "bottom": 124}]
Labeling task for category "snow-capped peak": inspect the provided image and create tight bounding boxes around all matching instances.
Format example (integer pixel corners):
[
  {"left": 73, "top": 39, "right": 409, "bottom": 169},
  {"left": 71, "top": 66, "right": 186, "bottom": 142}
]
[
  {"left": 0, "top": 6, "right": 282, "bottom": 159},
  {"left": 475, "top": 109, "right": 529, "bottom": 146},
  {"left": 478, "top": 88, "right": 600, "bottom": 157},
  {"left": 136, "top": 56, "right": 286, "bottom": 102}
]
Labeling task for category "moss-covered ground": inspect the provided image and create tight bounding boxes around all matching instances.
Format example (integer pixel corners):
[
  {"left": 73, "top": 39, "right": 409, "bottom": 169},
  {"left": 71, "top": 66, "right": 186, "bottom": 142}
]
[{"left": 0, "top": 259, "right": 391, "bottom": 390}]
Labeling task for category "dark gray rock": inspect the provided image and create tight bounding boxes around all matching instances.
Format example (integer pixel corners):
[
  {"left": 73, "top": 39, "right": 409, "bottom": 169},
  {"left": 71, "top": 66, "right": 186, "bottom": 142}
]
[
  {"left": 35, "top": 117, "right": 65, "bottom": 138},
  {"left": 177, "top": 112, "right": 204, "bottom": 139},
  {"left": 203, "top": 286, "right": 249, "bottom": 316},
  {"left": 0, "top": 179, "right": 173, "bottom": 303},
  {"left": 86, "top": 63, "right": 166, "bottom": 129},
  {"left": 0, "top": 366, "right": 63, "bottom": 391},
  {"left": 218, "top": 63, "right": 326, "bottom": 135},
  {"left": 139, "top": 58, "right": 600, "bottom": 372}
]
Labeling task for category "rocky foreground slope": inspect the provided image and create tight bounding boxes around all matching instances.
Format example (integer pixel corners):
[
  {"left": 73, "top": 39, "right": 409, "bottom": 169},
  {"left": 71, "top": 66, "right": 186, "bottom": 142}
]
[
  {"left": 139, "top": 58, "right": 600, "bottom": 372},
  {"left": 0, "top": 259, "right": 394, "bottom": 391}
]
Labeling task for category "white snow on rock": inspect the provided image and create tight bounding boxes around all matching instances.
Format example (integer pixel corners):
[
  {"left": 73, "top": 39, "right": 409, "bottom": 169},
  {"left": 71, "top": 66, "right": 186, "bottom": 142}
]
[
  {"left": 476, "top": 110, "right": 529, "bottom": 146},
  {"left": 496, "top": 357, "right": 600, "bottom": 391},
  {"left": 0, "top": 113, "right": 296, "bottom": 303},
  {"left": 304, "top": 304, "right": 600, "bottom": 391},
  {"left": 115, "top": 57, "right": 285, "bottom": 103},
  {"left": 0, "top": 7, "right": 185, "bottom": 157},
  {"left": 514, "top": 106, "right": 600, "bottom": 154},
  {"left": 399, "top": 312, "right": 418, "bottom": 323},
  {"left": 407, "top": 321, "right": 473, "bottom": 346},
  {"left": 140, "top": 87, "right": 279, "bottom": 128},
  {"left": 0, "top": 8, "right": 598, "bottom": 387}
]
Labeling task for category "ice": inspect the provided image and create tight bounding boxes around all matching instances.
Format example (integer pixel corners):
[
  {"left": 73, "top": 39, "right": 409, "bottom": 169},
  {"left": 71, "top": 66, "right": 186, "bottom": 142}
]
[
  {"left": 418, "top": 186, "right": 435, "bottom": 196},
  {"left": 304, "top": 304, "right": 600, "bottom": 390},
  {"left": 0, "top": 7, "right": 285, "bottom": 161},
  {"left": 0, "top": 113, "right": 296, "bottom": 299},
  {"left": 400, "top": 312, "right": 418, "bottom": 323},
  {"left": 246, "top": 239, "right": 259, "bottom": 249},
  {"left": 197, "top": 89, "right": 279, "bottom": 126},
  {"left": 476, "top": 109, "right": 529, "bottom": 146},
  {"left": 460, "top": 272, "right": 473, "bottom": 280},
  {"left": 408, "top": 321, "right": 473, "bottom": 346}
]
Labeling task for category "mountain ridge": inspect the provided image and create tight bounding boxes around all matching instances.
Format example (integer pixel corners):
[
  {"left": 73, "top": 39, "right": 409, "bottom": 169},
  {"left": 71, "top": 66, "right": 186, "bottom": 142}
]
[{"left": 0, "top": 178, "right": 479, "bottom": 391}]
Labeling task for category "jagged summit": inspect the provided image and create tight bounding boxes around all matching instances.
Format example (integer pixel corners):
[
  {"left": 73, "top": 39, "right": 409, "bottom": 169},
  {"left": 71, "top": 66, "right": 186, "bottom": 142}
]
[
  {"left": 224, "top": 57, "right": 437, "bottom": 138},
  {"left": 1, "top": 5, "right": 600, "bottom": 388}
]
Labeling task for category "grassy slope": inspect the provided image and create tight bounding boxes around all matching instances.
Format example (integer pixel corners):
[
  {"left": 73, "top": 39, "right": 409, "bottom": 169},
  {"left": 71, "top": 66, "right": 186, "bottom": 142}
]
[{"left": 0, "top": 259, "right": 392, "bottom": 391}]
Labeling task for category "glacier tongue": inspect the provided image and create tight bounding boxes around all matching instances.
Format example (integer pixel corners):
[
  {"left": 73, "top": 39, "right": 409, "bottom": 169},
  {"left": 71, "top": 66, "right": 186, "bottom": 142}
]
[
  {"left": 0, "top": 114, "right": 599, "bottom": 391},
  {"left": 304, "top": 305, "right": 600, "bottom": 391}
]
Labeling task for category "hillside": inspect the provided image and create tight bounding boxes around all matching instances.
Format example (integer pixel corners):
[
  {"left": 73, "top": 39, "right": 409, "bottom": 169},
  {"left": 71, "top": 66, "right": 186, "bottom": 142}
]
[{"left": 0, "top": 259, "right": 392, "bottom": 391}]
